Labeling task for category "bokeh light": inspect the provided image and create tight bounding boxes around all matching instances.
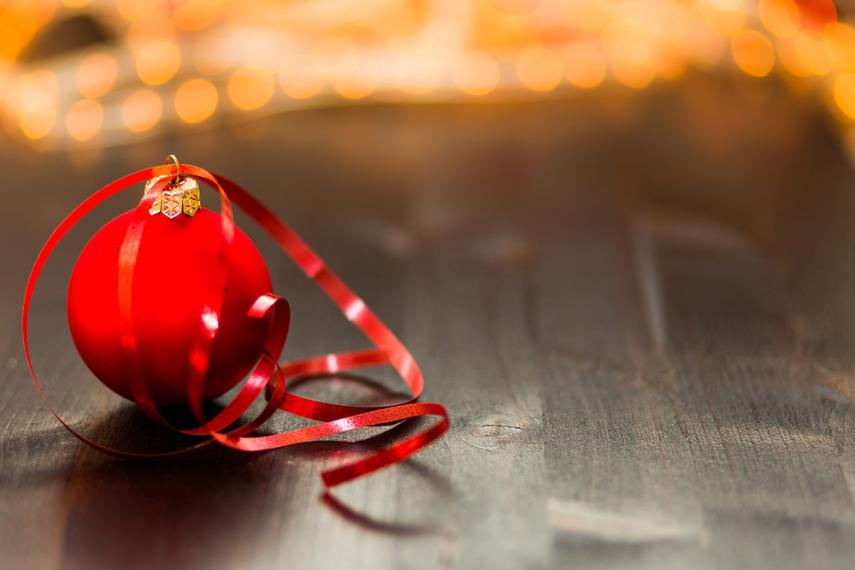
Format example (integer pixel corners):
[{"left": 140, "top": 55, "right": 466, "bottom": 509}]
[
  {"left": 560, "top": 0, "right": 610, "bottom": 31},
  {"left": 777, "top": 38, "right": 812, "bottom": 77},
  {"left": 117, "top": 0, "right": 157, "bottom": 22},
  {"left": 516, "top": 46, "right": 563, "bottom": 92},
  {"left": 0, "top": 20, "right": 23, "bottom": 61},
  {"left": 66, "top": 99, "right": 103, "bottom": 142},
  {"left": 175, "top": 78, "right": 218, "bottom": 123},
  {"left": 228, "top": 67, "right": 275, "bottom": 111},
  {"left": 699, "top": 0, "right": 747, "bottom": 37},
  {"left": 335, "top": 78, "right": 376, "bottom": 100},
  {"left": 792, "top": 30, "right": 835, "bottom": 76},
  {"left": 171, "top": 0, "right": 225, "bottom": 32},
  {"left": 757, "top": 0, "right": 799, "bottom": 38},
  {"left": 828, "top": 23, "right": 855, "bottom": 70},
  {"left": 12, "top": 70, "right": 58, "bottom": 114},
  {"left": 19, "top": 104, "right": 55, "bottom": 140},
  {"left": 76, "top": 52, "right": 118, "bottom": 98},
  {"left": 122, "top": 89, "right": 162, "bottom": 133},
  {"left": 564, "top": 42, "right": 607, "bottom": 88},
  {"left": 280, "top": 71, "right": 325, "bottom": 100},
  {"left": 731, "top": 30, "right": 776, "bottom": 77},
  {"left": 602, "top": 12, "right": 657, "bottom": 89},
  {"left": 135, "top": 40, "right": 181, "bottom": 86},
  {"left": 834, "top": 71, "right": 855, "bottom": 120}
]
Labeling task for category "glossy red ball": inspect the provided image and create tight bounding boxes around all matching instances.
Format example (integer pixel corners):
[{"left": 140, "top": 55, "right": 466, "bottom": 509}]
[{"left": 67, "top": 208, "right": 272, "bottom": 406}]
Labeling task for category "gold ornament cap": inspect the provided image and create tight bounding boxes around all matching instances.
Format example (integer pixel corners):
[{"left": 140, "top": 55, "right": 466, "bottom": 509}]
[{"left": 145, "top": 155, "right": 201, "bottom": 219}]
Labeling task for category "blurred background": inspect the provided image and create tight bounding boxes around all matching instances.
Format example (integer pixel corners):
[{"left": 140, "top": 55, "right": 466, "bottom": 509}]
[{"left": 0, "top": 0, "right": 853, "bottom": 151}]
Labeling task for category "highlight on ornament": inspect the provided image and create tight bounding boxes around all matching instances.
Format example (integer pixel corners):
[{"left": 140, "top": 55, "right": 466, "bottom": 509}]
[{"left": 22, "top": 155, "right": 450, "bottom": 488}]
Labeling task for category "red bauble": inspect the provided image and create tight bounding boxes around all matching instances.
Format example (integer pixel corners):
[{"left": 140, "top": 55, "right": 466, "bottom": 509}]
[{"left": 67, "top": 207, "right": 272, "bottom": 406}]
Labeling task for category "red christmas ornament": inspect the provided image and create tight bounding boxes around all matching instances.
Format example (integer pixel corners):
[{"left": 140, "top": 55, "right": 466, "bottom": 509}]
[
  {"left": 67, "top": 205, "right": 272, "bottom": 406},
  {"left": 23, "top": 157, "right": 450, "bottom": 489}
]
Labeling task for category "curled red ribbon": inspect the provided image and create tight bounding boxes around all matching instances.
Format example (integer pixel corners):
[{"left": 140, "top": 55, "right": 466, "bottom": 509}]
[{"left": 22, "top": 163, "right": 449, "bottom": 487}]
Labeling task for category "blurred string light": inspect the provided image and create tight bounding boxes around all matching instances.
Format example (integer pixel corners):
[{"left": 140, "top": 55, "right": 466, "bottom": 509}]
[
  {"left": 0, "top": 0, "right": 853, "bottom": 147},
  {"left": 834, "top": 71, "right": 855, "bottom": 118},
  {"left": 516, "top": 46, "right": 563, "bottom": 92},
  {"left": 563, "top": 42, "right": 607, "bottom": 88},
  {"left": 175, "top": 78, "right": 218, "bottom": 123},
  {"left": 122, "top": 88, "right": 161, "bottom": 132},
  {"left": 66, "top": 98, "right": 102, "bottom": 141},
  {"left": 135, "top": 39, "right": 181, "bottom": 86},
  {"left": 228, "top": 66, "right": 275, "bottom": 110},
  {"left": 76, "top": 51, "right": 117, "bottom": 97},
  {"left": 731, "top": 30, "right": 776, "bottom": 77}
]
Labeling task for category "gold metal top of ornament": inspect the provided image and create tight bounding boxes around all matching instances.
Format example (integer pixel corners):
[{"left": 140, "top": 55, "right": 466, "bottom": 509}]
[{"left": 146, "top": 155, "right": 200, "bottom": 219}]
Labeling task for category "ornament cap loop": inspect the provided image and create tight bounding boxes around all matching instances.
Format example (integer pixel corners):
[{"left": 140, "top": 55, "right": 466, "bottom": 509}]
[{"left": 164, "top": 154, "right": 183, "bottom": 185}]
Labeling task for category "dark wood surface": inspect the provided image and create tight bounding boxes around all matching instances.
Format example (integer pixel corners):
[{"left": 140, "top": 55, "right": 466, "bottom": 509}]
[{"left": 2, "top": 75, "right": 855, "bottom": 569}]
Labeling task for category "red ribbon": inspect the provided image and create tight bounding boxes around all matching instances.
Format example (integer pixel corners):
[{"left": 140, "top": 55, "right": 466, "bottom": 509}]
[{"left": 22, "top": 163, "right": 449, "bottom": 487}]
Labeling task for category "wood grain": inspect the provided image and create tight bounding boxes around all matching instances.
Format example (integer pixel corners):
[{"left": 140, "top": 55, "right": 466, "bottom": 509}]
[{"left": 2, "top": 78, "right": 854, "bottom": 569}]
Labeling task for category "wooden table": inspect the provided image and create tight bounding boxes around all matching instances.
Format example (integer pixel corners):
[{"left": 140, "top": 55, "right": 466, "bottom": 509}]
[{"left": 2, "top": 77, "right": 855, "bottom": 569}]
